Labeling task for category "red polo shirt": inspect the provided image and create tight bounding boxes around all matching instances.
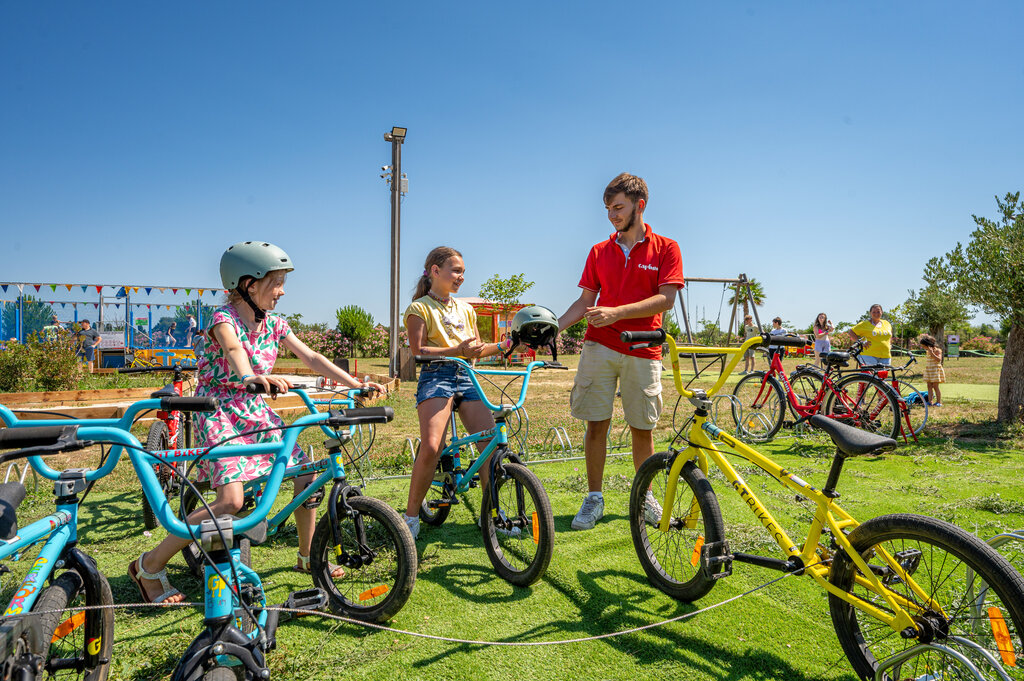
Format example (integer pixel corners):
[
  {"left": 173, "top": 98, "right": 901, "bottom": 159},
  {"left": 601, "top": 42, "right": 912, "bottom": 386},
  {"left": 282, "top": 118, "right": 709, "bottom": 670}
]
[{"left": 578, "top": 223, "right": 684, "bottom": 359}]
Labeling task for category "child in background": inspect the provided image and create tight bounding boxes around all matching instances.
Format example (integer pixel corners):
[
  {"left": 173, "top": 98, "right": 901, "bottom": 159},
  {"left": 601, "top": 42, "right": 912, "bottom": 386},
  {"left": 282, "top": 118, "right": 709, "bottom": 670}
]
[
  {"left": 741, "top": 314, "right": 757, "bottom": 374},
  {"left": 919, "top": 334, "right": 945, "bottom": 407}
]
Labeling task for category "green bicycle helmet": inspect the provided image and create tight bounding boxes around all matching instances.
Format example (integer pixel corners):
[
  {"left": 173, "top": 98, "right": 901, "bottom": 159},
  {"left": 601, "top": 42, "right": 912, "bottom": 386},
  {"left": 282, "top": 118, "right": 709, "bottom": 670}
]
[
  {"left": 220, "top": 241, "right": 294, "bottom": 322},
  {"left": 220, "top": 241, "right": 294, "bottom": 290},
  {"left": 508, "top": 305, "right": 560, "bottom": 359}
]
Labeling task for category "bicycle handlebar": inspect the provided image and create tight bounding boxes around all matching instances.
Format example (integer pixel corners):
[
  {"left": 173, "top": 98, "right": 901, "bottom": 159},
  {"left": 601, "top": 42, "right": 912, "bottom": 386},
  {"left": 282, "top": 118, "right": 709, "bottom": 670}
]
[
  {"left": 118, "top": 366, "right": 198, "bottom": 374},
  {"left": 768, "top": 333, "right": 812, "bottom": 348},
  {"left": 0, "top": 425, "right": 78, "bottom": 450},
  {"left": 326, "top": 407, "right": 394, "bottom": 427},
  {"left": 160, "top": 396, "right": 218, "bottom": 413},
  {"left": 620, "top": 329, "right": 667, "bottom": 344}
]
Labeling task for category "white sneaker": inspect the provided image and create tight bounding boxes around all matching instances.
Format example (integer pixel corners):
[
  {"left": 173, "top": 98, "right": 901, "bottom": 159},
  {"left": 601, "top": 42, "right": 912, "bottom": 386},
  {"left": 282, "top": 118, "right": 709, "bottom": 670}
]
[
  {"left": 404, "top": 514, "right": 420, "bottom": 540},
  {"left": 644, "top": 491, "right": 664, "bottom": 526},
  {"left": 571, "top": 493, "right": 605, "bottom": 531}
]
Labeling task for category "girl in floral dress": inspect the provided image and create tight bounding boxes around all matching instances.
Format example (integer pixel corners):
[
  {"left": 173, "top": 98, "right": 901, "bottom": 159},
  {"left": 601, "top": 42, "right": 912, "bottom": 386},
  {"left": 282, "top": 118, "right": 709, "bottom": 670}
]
[
  {"left": 130, "top": 241, "right": 386, "bottom": 603},
  {"left": 919, "top": 334, "right": 946, "bottom": 407}
]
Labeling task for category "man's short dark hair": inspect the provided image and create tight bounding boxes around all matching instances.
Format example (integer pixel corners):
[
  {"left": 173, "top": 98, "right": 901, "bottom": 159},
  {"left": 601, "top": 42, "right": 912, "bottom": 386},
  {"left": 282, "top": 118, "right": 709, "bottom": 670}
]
[
  {"left": 604, "top": 173, "right": 648, "bottom": 207},
  {"left": 772, "top": 317, "right": 782, "bottom": 324},
  {"left": 81, "top": 319, "right": 90, "bottom": 324}
]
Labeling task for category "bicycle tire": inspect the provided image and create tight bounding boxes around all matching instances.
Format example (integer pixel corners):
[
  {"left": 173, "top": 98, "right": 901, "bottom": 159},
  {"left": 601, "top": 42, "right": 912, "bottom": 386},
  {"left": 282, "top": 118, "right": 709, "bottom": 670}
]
[
  {"left": 828, "top": 513, "right": 1024, "bottom": 681},
  {"left": 824, "top": 374, "right": 900, "bottom": 440},
  {"left": 479, "top": 462, "right": 554, "bottom": 587},
  {"left": 894, "top": 378, "right": 928, "bottom": 436},
  {"left": 731, "top": 372, "right": 785, "bottom": 441},
  {"left": 310, "top": 495, "right": 416, "bottom": 623},
  {"left": 787, "top": 369, "right": 824, "bottom": 417},
  {"left": 630, "top": 453, "right": 725, "bottom": 602},
  {"left": 201, "top": 667, "right": 240, "bottom": 681},
  {"left": 142, "top": 421, "right": 170, "bottom": 531},
  {"left": 32, "top": 568, "right": 114, "bottom": 681},
  {"left": 416, "top": 451, "right": 452, "bottom": 527}
]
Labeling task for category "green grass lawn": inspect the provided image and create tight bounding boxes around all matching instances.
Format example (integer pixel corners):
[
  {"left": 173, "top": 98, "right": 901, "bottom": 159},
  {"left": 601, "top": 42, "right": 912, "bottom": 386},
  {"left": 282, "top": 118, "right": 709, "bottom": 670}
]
[{"left": 3, "top": 354, "right": 1022, "bottom": 679}]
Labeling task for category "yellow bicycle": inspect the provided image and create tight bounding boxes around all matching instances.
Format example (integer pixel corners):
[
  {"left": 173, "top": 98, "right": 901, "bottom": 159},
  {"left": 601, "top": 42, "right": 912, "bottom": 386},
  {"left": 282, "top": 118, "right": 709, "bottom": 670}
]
[{"left": 626, "top": 329, "right": 1024, "bottom": 681}]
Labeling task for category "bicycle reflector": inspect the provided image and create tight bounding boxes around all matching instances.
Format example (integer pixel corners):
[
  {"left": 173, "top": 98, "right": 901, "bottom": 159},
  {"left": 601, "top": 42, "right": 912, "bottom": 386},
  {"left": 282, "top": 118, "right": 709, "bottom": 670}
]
[
  {"left": 690, "top": 536, "right": 705, "bottom": 568},
  {"left": 988, "top": 606, "right": 1017, "bottom": 667},
  {"left": 359, "top": 585, "right": 390, "bottom": 602}
]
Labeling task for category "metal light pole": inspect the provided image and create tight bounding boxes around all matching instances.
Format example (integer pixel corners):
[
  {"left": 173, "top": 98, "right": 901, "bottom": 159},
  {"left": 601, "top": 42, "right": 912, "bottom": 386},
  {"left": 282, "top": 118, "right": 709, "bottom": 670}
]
[{"left": 384, "top": 126, "right": 407, "bottom": 377}]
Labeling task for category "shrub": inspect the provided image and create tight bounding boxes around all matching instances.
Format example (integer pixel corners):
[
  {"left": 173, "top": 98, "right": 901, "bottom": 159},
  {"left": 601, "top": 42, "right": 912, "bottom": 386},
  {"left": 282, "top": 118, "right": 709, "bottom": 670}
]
[
  {"left": 335, "top": 306, "right": 375, "bottom": 346},
  {"left": 31, "top": 335, "right": 83, "bottom": 391},
  {"left": 961, "top": 335, "right": 1003, "bottom": 354},
  {"left": 0, "top": 342, "right": 35, "bottom": 392},
  {"left": 295, "top": 329, "right": 353, "bottom": 359}
]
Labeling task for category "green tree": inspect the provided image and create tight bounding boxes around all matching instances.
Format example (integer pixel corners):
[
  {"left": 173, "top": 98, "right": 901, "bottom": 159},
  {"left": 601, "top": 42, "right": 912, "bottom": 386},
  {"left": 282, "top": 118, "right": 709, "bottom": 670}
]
[
  {"left": 726, "top": 278, "right": 766, "bottom": 329},
  {"left": 335, "top": 305, "right": 375, "bottom": 355},
  {"left": 1, "top": 296, "right": 57, "bottom": 341},
  {"left": 940, "top": 192, "right": 1024, "bottom": 422},
  {"left": 479, "top": 273, "right": 535, "bottom": 333}
]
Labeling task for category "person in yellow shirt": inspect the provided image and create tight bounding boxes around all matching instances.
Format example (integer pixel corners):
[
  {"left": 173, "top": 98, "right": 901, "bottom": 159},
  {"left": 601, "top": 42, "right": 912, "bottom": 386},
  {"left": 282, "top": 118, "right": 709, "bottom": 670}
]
[
  {"left": 848, "top": 303, "right": 892, "bottom": 366},
  {"left": 402, "top": 246, "right": 513, "bottom": 540}
]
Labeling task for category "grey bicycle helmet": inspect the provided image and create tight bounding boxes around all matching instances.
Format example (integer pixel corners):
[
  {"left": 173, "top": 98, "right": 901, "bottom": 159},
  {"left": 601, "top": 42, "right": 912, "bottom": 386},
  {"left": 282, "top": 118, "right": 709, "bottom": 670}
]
[
  {"left": 220, "top": 241, "right": 294, "bottom": 322},
  {"left": 507, "top": 305, "right": 560, "bottom": 359}
]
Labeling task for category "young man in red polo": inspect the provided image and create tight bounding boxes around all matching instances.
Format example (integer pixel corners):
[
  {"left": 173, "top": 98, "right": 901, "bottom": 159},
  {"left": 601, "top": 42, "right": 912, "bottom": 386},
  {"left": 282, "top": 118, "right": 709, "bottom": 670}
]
[{"left": 558, "top": 173, "right": 684, "bottom": 531}]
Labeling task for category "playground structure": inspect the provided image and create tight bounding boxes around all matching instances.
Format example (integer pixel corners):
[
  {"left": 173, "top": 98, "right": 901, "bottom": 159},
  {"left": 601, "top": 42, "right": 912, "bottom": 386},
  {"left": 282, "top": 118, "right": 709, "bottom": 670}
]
[
  {"left": 675, "top": 273, "right": 766, "bottom": 372},
  {"left": 0, "top": 281, "right": 224, "bottom": 366},
  {"left": 464, "top": 297, "right": 536, "bottom": 364}
]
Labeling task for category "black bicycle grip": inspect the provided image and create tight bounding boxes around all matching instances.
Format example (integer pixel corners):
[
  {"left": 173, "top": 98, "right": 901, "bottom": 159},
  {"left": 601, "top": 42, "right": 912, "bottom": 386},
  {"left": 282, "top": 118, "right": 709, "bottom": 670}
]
[
  {"left": 326, "top": 407, "right": 395, "bottom": 427},
  {"left": 160, "top": 397, "right": 219, "bottom": 412},
  {"left": 619, "top": 329, "right": 667, "bottom": 344},
  {"left": 763, "top": 333, "right": 811, "bottom": 348},
  {"left": 0, "top": 425, "right": 78, "bottom": 450},
  {"left": 245, "top": 383, "right": 284, "bottom": 395},
  {"left": 414, "top": 355, "right": 448, "bottom": 365}
]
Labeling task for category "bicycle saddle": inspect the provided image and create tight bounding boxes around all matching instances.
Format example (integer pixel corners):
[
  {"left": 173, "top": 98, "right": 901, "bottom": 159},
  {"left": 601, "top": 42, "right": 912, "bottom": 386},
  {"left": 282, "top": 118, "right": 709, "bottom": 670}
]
[
  {"left": 809, "top": 415, "right": 896, "bottom": 457},
  {"left": 822, "top": 352, "right": 850, "bottom": 367},
  {"left": 0, "top": 482, "right": 27, "bottom": 540},
  {"left": 150, "top": 383, "right": 178, "bottom": 399}
]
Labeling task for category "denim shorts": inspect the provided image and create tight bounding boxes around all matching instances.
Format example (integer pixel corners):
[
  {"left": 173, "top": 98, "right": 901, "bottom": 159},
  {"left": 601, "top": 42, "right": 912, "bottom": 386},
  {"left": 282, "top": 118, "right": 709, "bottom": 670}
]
[
  {"left": 415, "top": 362, "right": 482, "bottom": 406},
  {"left": 859, "top": 355, "right": 890, "bottom": 366}
]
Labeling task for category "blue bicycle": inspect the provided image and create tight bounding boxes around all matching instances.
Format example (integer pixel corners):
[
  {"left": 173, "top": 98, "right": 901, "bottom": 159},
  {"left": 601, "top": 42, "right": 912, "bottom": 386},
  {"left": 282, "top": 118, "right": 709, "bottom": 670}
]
[
  {"left": 1, "top": 396, "right": 401, "bottom": 680},
  {"left": 413, "top": 356, "right": 563, "bottom": 586}
]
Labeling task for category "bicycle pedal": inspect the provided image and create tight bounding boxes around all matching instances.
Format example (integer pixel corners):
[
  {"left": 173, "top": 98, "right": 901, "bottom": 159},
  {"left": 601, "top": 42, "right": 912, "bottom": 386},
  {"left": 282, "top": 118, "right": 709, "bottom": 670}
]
[
  {"left": 700, "top": 540, "right": 734, "bottom": 580},
  {"left": 284, "top": 588, "right": 328, "bottom": 616},
  {"left": 427, "top": 498, "right": 457, "bottom": 509}
]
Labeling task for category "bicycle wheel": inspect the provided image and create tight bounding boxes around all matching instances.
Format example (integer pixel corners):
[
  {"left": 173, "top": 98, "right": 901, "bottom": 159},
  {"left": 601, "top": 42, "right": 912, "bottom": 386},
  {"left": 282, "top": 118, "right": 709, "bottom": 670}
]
[
  {"left": 310, "top": 495, "right": 416, "bottom": 623},
  {"left": 731, "top": 371, "right": 785, "bottom": 441},
  {"left": 479, "top": 462, "right": 554, "bottom": 587},
  {"left": 32, "top": 567, "right": 114, "bottom": 681},
  {"left": 142, "top": 421, "right": 170, "bottom": 530},
  {"left": 825, "top": 374, "right": 900, "bottom": 441},
  {"left": 788, "top": 369, "right": 824, "bottom": 416},
  {"left": 829, "top": 513, "right": 1024, "bottom": 681},
  {"left": 630, "top": 453, "right": 725, "bottom": 602},
  {"left": 894, "top": 379, "right": 928, "bottom": 436}
]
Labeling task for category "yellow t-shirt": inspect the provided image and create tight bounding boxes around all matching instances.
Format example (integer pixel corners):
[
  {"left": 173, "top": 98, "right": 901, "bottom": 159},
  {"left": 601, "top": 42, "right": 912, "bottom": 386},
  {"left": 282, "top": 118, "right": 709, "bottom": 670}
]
[
  {"left": 851, "top": 319, "right": 892, "bottom": 358},
  {"left": 404, "top": 296, "right": 478, "bottom": 357}
]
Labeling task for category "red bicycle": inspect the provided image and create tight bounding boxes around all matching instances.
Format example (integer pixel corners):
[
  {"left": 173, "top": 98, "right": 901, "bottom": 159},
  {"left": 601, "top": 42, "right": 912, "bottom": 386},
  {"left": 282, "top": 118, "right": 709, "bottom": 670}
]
[
  {"left": 118, "top": 364, "right": 198, "bottom": 529},
  {"left": 730, "top": 338, "right": 900, "bottom": 442}
]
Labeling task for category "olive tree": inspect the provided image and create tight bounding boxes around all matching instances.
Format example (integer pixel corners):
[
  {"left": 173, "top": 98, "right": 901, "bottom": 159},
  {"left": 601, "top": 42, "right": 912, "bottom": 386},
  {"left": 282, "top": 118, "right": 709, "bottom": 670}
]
[{"left": 940, "top": 192, "right": 1024, "bottom": 422}]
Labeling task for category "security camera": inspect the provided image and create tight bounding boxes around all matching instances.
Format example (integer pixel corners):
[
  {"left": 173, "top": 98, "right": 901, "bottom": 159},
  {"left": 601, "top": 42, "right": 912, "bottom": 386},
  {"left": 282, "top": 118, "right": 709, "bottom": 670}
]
[{"left": 381, "top": 165, "right": 391, "bottom": 171}]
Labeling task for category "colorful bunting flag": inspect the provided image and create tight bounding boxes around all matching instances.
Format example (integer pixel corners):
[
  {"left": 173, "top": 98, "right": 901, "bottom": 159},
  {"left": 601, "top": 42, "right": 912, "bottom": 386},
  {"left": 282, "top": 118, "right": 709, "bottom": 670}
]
[
  {"left": 1, "top": 285, "right": 6, "bottom": 292},
  {"left": 34, "top": 284, "right": 41, "bottom": 292},
  {"left": 49, "top": 284, "right": 56, "bottom": 292},
  {"left": 172, "top": 288, "right": 178, "bottom": 294},
  {"left": 65, "top": 284, "right": 72, "bottom": 291},
  {"left": 185, "top": 288, "right": 191, "bottom": 295},
  {"left": 199, "top": 289, "right": 205, "bottom": 296},
  {"left": 95, "top": 286, "right": 102, "bottom": 293},
  {"left": 158, "top": 287, "right": 165, "bottom": 293},
  {"left": 145, "top": 287, "right": 152, "bottom": 295},
  {"left": 81, "top": 285, "right": 88, "bottom": 292}
]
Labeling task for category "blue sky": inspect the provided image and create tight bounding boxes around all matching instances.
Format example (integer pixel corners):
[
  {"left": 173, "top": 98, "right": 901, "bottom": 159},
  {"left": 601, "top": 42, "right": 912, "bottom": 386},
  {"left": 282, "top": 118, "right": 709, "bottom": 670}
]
[{"left": 2, "top": 2, "right": 1021, "bottom": 333}]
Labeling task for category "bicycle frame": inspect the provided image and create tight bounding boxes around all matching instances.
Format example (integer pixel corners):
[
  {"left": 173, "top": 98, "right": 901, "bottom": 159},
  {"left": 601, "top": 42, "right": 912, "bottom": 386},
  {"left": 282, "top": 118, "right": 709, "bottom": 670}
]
[
  {"left": 423, "top": 358, "right": 554, "bottom": 496},
  {"left": 657, "top": 334, "right": 939, "bottom": 635}
]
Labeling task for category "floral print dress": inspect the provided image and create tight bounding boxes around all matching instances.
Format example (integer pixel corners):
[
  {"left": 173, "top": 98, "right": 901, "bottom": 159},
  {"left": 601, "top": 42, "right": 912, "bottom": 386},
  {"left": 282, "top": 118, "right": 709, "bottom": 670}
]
[{"left": 193, "top": 305, "right": 307, "bottom": 487}]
